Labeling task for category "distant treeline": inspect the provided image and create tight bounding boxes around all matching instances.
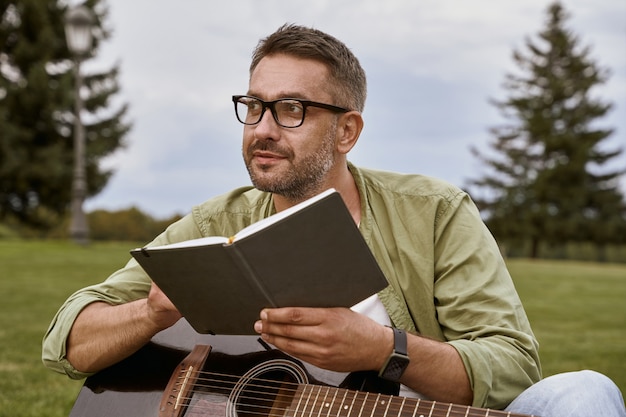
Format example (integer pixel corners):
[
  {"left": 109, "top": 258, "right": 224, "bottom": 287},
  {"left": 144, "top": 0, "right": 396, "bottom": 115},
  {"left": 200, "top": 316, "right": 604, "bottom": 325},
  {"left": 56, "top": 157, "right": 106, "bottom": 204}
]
[
  {"left": 499, "top": 241, "right": 626, "bottom": 264},
  {"left": 2, "top": 206, "right": 625, "bottom": 263},
  {"left": 86, "top": 207, "right": 184, "bottom": 243},
  {"left": 0, "top": 207, "right": 183, "bottom": 244}
]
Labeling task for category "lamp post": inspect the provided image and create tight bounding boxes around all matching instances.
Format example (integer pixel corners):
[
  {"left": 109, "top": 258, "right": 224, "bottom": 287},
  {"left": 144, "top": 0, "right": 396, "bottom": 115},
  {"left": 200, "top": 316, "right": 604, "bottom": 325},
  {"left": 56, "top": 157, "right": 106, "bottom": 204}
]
[{"left": 64, "top": 6, "right": 93, "bottom": 245}]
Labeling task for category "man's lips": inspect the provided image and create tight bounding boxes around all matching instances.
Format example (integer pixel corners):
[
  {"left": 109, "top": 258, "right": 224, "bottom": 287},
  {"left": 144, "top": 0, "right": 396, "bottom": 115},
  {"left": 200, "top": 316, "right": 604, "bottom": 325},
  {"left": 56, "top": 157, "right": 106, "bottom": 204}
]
[{"left": 252, "top": 150, "right": 287, "bottom": 164}]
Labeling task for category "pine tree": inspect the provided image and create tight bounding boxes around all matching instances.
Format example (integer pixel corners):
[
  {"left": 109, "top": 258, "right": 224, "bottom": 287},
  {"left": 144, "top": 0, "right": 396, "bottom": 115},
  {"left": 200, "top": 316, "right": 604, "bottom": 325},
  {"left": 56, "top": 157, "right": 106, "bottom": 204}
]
[
  {"left": 468, "top": 1, "right": 625, "bottom": 259},
  {"left": 0, "top": 0, "right": 130, "bottom": 230}
]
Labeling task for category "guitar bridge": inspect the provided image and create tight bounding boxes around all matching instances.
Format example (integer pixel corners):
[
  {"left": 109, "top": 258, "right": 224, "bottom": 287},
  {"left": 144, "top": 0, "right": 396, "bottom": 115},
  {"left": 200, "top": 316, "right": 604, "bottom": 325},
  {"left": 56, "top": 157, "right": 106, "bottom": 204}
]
[{"left": 159, "top": 344, "right": 212, "bottom": 417}]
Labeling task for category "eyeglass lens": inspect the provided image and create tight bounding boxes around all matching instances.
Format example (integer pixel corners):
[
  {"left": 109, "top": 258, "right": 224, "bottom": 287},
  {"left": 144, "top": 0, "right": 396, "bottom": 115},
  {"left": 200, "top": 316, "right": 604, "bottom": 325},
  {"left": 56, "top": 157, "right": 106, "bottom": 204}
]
[{"left": 235, "top": 97, "right": 305, "bottom": 128}]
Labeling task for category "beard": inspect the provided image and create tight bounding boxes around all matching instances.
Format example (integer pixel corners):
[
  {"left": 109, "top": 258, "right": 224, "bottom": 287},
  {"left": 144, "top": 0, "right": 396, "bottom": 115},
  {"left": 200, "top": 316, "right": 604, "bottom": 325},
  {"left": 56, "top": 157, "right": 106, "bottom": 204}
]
[{"left": 244, "top": 121, "right": 337, "bottom": 201}]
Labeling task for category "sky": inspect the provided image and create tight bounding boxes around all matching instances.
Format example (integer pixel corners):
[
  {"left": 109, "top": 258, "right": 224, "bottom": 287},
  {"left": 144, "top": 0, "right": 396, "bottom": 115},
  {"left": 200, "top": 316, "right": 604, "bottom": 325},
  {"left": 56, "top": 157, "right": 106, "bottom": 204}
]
[{"left": 82, "top": 0, "right": 626, "bottom": 218}]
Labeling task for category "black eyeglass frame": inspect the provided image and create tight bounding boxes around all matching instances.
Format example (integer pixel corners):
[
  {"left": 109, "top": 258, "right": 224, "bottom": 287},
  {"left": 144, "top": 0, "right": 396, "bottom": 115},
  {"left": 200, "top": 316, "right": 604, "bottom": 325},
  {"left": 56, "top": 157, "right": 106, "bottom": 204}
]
[{"left": 232, "top": 95, "right": 350, "bottom": 128}]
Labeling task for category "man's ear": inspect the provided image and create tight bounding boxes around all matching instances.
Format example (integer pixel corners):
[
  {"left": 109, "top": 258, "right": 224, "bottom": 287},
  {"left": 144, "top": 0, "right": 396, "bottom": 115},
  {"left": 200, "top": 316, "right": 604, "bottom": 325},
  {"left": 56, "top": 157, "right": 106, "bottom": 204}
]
[{"left": 336, "top": 111, "right": 364, "bottom": 154}]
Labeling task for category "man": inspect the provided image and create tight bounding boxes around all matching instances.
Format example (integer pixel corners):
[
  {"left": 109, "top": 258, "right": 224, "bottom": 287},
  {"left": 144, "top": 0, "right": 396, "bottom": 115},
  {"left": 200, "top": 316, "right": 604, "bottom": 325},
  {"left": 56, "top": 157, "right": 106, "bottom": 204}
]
[{"left": 43, "top": 24, "right": 625, "bottom": 416}]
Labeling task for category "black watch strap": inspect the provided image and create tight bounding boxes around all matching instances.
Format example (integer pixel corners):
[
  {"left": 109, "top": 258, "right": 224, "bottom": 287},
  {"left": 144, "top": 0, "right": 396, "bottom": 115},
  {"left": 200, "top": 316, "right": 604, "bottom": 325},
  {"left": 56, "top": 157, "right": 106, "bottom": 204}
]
[
  {"left": 378, "top": 327, "right": 410, "bottom": 382},
  {"left": 392, "top": 327, "right": 408, "bottom": 356}
]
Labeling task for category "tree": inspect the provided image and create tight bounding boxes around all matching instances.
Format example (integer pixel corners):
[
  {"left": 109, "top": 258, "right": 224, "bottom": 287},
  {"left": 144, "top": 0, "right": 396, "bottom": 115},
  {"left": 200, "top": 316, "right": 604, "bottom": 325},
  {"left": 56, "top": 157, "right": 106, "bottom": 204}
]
[
  {"left": 0, "top": 0, "right": 130, "bottom": 229},
  {"left": 468, "top": 2, "right": 626, "bottom": 259}
]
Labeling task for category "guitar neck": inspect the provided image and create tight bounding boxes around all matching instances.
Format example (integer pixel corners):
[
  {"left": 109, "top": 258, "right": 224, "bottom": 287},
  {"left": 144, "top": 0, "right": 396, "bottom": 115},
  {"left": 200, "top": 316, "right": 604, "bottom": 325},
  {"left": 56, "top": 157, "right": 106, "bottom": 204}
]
[{"left": 293, "top": 384, "right": 533, "bottom": 417}]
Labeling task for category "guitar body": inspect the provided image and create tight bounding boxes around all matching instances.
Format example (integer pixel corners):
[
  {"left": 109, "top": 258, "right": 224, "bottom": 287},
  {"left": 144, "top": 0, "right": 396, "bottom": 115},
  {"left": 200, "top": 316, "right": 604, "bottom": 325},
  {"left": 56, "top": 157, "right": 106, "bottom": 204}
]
[
  {"left": 69, "top": 319, "right": 395, "bottom": 417},
  {"left": 69, "top": 319, "right": 535, "bottom": 417}
]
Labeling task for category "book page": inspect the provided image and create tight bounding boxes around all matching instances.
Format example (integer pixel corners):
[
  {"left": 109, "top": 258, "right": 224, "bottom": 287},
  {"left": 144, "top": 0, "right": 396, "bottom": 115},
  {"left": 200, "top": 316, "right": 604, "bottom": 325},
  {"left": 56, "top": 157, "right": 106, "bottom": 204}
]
[
  {"left": 232, "top": 188, "right": 337, "bottom": 241},
  {"left": 136, "top": 188, "right": 336, "bottom": 251},
  {"left": 145, "top": 235, "right": 230, "bottom": 250}
]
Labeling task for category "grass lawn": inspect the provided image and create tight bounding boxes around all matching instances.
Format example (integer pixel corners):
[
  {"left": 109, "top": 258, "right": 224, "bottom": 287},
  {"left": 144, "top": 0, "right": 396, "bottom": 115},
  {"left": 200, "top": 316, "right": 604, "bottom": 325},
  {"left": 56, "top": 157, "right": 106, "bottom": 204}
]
[
  {"left": 0, "top": 240, "right": 624, "bottom": 416},
  {"left": 508, "top": 259, "right": 626, "bottom": 387},
  {"left": 0, "top": 240, "right": 136, "bottom": 417}
]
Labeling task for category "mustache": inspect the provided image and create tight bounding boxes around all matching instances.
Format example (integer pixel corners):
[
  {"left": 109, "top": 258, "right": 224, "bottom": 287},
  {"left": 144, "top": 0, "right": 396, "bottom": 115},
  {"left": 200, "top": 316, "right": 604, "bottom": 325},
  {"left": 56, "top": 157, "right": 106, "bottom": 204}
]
[{"left": 247, "top": 140, "right": 292, "bottom": 158}]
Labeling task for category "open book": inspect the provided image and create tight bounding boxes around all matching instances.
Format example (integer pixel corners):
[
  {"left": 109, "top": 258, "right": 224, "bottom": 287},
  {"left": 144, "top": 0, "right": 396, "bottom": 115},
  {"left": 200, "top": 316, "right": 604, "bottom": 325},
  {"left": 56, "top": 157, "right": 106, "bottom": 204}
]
[{"left": 131, "top": 189, "right": 389, "bottom": 335}]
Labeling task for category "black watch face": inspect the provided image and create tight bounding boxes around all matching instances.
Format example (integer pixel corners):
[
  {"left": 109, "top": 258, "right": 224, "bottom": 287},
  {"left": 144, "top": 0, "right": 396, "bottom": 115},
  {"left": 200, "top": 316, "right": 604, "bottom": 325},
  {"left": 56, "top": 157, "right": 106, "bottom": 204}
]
[{"left": 383, "top": 355, "right": 410, "bottom": 381}]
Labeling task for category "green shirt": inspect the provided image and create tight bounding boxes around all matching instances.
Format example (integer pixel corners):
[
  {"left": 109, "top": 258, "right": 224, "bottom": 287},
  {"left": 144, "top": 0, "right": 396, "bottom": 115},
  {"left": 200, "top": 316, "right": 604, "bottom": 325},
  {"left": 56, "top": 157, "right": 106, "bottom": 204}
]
[{"left": 42, "top": 163, "right": 541, "bottom": 409}]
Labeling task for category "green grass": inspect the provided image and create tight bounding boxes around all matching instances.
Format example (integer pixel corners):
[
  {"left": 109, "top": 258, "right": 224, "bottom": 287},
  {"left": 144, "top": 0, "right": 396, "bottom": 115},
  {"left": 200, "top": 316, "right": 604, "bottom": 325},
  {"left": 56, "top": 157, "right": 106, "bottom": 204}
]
[
  {"left": 0, "top": 240, "right": 624, "bottom": 416},
  {"left": 508, "top": 259, "right": 626, "bottom": 388},
  {"left": 0, "top": 240, "right": 137, "bottom": 417}
]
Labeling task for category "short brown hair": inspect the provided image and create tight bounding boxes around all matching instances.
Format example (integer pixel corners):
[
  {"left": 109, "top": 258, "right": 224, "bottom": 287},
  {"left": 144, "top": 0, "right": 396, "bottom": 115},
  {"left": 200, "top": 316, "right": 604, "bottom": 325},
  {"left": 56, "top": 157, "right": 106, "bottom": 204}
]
[{"left": 250, "top": 24, "right": 367, "bottom": 112}]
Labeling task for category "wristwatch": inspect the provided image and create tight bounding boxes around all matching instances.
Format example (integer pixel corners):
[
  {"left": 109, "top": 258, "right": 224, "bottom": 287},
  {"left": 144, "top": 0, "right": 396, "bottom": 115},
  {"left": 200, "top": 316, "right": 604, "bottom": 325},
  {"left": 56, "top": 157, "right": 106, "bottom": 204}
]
[{"left": 378, "top": 327, "right": 410, "bottom": 382}]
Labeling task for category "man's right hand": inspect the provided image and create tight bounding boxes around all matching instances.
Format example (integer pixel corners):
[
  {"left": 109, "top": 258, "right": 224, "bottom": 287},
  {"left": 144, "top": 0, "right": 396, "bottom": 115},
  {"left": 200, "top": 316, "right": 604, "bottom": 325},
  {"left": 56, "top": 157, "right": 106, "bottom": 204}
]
[
  {"left": 147, "top": 282, "right": 182, "bottom": 330},
  {"left": 65, "top": 282, "right": 181, "bottom": 374}
]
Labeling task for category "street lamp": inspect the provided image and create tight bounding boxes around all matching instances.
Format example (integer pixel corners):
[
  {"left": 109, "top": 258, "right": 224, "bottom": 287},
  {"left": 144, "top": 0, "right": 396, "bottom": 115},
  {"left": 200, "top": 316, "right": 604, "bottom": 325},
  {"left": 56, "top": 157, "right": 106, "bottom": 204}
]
[{"left": 64, "top": 6, "right": 93, "bottom": 245}]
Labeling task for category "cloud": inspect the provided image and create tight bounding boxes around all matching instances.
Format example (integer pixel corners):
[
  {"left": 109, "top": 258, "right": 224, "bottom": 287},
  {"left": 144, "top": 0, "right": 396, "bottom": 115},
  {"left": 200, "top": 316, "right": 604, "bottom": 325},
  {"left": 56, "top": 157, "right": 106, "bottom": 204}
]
[{"left": 84, "top": 0, "right": 626, "bottom": 218}]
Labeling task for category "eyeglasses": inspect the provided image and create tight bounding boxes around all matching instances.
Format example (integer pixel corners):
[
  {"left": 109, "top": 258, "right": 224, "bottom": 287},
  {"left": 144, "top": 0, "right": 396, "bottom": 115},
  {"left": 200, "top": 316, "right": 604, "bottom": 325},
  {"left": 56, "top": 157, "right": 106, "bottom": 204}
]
[{"left": 232, "top": 95, "right": 350, "bottom": 128}]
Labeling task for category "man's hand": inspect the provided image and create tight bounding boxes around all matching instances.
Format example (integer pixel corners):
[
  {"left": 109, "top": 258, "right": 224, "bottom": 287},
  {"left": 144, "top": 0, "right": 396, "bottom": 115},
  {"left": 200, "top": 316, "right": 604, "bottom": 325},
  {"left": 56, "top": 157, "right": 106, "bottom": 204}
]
[
  {"left": 147, "top": 282, "right": 182, "bottom": 330},
  {"left": 66, "top": 281, "right": 182, "bottom": 374},
  {"left": 254, "top": 307, "right": 391, "bottom": 373},
  {"left": 254, "top": 306, "right": 473, "bottom": 405}
]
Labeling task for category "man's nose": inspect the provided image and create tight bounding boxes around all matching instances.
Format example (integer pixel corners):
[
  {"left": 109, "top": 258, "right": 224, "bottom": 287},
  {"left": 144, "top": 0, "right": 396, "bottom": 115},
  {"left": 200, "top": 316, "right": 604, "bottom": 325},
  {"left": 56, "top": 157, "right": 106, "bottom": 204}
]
[{"left": 253, "top": 107, "right": 281, "bottom": 139}]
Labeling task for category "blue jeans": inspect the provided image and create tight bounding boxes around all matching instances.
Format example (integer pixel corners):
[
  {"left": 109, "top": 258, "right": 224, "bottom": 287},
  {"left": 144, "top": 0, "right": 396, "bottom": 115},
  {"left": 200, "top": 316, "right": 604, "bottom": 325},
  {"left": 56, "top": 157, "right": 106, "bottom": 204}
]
[{"left": 505, "top": 370, "right": 626, "bottom": 416}]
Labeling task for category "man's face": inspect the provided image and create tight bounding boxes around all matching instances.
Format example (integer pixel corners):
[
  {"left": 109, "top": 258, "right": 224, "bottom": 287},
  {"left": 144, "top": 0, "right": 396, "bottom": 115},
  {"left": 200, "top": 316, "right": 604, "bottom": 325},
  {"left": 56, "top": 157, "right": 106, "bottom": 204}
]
[{"left": 242, "top": 54, "right": 341, "bottom": 201}]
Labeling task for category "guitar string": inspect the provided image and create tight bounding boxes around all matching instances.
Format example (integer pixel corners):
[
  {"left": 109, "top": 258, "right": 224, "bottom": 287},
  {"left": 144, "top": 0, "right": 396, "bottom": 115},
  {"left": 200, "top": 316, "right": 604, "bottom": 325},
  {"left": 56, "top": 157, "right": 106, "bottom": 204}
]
[
  {"left": 170, "top": 392, "right": 479, "bottom": 417},
  {"left": 161, "top": 369, "right": 521, "bottom": 417},
  {"left": 170, "top": 389, "right": 511, "bottom": 417},
  {"left": 172, "top": 370, "right": 519, "bottom": 417}
]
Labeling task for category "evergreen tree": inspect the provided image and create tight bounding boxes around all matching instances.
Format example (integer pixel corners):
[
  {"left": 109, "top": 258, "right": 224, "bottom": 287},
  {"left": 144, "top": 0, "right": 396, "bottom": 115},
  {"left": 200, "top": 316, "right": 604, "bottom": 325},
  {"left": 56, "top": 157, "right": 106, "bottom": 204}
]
[
  {"left": 0, "top": 0, "right": 130, "bottom": 229},
  {"left": 468, "top": 2, "right": 625, "bottom": 258}
]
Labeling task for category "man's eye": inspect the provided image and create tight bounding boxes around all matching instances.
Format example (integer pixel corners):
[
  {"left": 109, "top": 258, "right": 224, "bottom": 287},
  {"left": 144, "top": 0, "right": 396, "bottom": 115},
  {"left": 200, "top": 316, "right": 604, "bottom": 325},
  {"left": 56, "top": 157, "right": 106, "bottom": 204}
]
[
  {"left": 288, "top": 104, "right": 303, "bottom": 114},
  {"left": 280, "top": 101, "right": 303, "bottom": 114},
  {"left": 248, "top": 101, "right": 262, "bottom": 111}
]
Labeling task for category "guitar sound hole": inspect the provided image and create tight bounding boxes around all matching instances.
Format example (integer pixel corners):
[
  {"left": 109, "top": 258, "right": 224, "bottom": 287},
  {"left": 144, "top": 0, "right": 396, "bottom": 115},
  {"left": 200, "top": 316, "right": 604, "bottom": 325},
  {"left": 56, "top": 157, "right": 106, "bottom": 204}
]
[
  {"left": 225, "top": 358, "right": 309, "bottom": 417},
  {"left": 235, "top": 369, "right": 299, "bottom": 417}
]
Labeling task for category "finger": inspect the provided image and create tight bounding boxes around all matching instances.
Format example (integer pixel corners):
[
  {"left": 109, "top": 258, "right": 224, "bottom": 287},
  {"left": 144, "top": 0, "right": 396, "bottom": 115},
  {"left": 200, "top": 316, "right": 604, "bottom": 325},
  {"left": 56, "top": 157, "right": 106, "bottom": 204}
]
[
  {"left": 256, "top": 315, "right": 312, "bottom": 341},
  {"left": 260, "top": 326, "right": 326, "bottom": 361},
  {"left": 261, "top": 307, "right": 324, "bottom": 325}
]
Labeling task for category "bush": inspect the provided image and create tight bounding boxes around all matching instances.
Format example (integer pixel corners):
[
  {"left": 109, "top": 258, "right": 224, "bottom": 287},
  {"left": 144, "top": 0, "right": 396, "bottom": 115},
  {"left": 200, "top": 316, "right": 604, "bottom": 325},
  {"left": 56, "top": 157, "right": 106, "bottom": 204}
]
[
  {"left": 87, "top": 207, "right": 182, "bottom": 243},
  {"left": 1, "top": 207, "right": 183, "bottom": 243}
]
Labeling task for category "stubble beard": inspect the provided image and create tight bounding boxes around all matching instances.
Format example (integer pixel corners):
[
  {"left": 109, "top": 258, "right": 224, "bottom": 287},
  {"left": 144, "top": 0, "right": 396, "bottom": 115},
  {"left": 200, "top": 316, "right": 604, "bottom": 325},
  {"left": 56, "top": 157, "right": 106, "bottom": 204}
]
[{"left": 244, "top": 121, "right": 337, "bottom": 202}]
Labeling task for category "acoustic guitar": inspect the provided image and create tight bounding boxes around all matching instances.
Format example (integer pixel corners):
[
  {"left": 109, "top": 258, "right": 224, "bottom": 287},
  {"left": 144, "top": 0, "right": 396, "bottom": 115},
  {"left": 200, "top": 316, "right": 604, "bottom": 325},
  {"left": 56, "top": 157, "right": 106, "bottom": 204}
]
[{"left": 68, "top": 319, "right": 537, "bottom": 417}]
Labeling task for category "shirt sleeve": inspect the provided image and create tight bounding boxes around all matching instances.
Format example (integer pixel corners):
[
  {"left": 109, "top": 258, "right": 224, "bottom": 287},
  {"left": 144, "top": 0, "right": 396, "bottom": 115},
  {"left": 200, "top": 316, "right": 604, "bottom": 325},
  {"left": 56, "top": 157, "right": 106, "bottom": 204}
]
[
  {"left": 41, "top": 213, "right": 204, "bottom": 379},
  {"left": 432, "top": 192, "right": 542, "bottom": 409},
  {"left": 41, "top": 259, "right": 151, "bottom": 379}
]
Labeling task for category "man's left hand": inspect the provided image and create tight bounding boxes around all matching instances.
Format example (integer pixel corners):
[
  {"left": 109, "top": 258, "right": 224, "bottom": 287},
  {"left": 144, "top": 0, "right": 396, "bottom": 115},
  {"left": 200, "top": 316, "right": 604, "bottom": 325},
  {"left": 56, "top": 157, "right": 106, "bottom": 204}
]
[{"left": 254, "top": 307, "right": 391, "bottom": 373}]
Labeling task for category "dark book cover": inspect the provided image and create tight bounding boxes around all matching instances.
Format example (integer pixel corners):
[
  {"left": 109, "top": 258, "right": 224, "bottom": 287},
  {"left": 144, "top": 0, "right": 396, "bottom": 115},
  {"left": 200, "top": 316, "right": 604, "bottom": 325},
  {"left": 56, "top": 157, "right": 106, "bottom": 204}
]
[{"left": 131, "top": 189, "right": 389, "bottom": 335}]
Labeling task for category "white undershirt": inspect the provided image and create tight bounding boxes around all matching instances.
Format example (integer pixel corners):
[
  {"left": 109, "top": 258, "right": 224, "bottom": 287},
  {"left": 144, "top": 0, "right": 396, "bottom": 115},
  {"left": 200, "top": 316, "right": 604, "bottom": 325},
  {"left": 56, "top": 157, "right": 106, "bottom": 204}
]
[{"left": 350, "top": 293, "right": 392, "bottom": 326}]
